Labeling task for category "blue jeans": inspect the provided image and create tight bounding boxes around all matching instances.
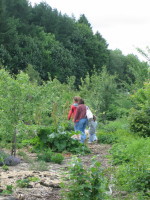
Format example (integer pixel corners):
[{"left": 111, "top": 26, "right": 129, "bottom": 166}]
[{"left": 75, "top": 118, "right": 88, "bottom": 143}]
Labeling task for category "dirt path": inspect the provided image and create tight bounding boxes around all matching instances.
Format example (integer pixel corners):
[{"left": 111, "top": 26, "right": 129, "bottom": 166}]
[{"left": 0, "top": 143, "right": 111, "bottom": 200}]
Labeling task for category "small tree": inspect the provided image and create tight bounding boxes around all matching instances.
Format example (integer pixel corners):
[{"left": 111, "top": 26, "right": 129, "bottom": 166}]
[
  {"left": 79, "top": 67, "right": 117, "bottom": 121},
  {"left": 0, "top": 70, "right": 38, "bottom": 156}
]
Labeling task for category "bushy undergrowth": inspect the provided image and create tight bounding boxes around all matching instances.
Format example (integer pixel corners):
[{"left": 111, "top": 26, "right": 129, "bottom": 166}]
[
  {"left": 97, "top": 118, "right": 132, "bottom": 145},
  {"left": 128, "top": 82, "right": 150, "bottom": 137},
  {"left": 129, "top": 109, "right": 150, "bottom": 137},
  {"left": 61, "top": 156, "right": 108, "bottom": 200},
  {"left": 24, "top": 126, "right": 91, "bottom": 155},
  {"left": 111, "top": 137, "right": 150, "bottom": 195},
  {"left": 97, "top": 131, "right": 119, "bottom": 144},
  {"left": 110, "top": 137, "right": 150, "bottom": 165},
  {"left": 115, "top": 161, "right": 150, "bottom": 193},
  {"left": 98, "top": 118, "right": 130, "bottom": 133},
  {"left": 97, "top": 118, "right": 150, "bottom": 197},
  {"left": 37, "top": 149, "right": 64, "bottom": 164}
]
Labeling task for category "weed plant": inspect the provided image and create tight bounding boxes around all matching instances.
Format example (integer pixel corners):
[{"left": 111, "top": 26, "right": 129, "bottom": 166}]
[
  {"left": 115, "top": 161, "right": 150, "bottom": 194},
  {"left": 110, "top": 137, "right": 150, "bottom": 165},
  {"left": 29, "top": 160, "right": 49, "bottom": 171},
  {"left": 0, "top": 185, "right": 13, "bottom": 195},
  {"left": 37, "top": 149, "right": 64, "bottom": 164},
  {"left": 97, "top": 131, "right": 119, "bottom": 144},
  {"left": 16, "top": 176, "right": 40, "bottom": 188},
  {"left": 61, "top": 156, "right": 108, "bottom": 200},
  {"left": 2, "top": 165, "right": 9, "bottom": 171},
  {"left": 98, "top": 118, "right": 130, "bottom": 133},
  {"left": 51, "top": 153, "right": 64, "bottom": 164}
]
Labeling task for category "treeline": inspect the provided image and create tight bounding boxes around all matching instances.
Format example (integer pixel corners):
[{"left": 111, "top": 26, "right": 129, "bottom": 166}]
[{"left": 0, "top": 0, "right": 149, "bottom": 86}]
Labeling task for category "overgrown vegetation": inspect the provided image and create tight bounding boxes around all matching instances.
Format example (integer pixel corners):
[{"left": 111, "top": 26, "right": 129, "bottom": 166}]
[
  {"left": 0, "top": 1, "right": 150, "bottom": 198},
  {"left": 61, "top": 156, "right": 108, "bottom": 200},
  {"left": 97, "top": 117, "right": 150, "bottom": 199}
]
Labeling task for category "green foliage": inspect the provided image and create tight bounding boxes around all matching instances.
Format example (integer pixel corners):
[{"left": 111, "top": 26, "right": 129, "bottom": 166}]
[
  {"left": 16, "top": 179, "right": 30, "bottom": 188},
  {"left": 27, "top": 176, "right": 40, "bottom": 182},
  {"left": 16, "top": 176, "right": 40, "bottom": 188},
  {"left": 0, "top": 150, "right": 9, "bottom": 165},
  {"left": 36, "top": 127, "right": 90, "bottom": 154},
  {"left": 37, "top": 149, "right": 53, "bottom": 162},
  {"left": 51, "top": 153, "right": 64, "bottom": 164},
  {"left": 126, "top": 54, "right": 149, "bottom": 90},
  {"left": 79, "top": 67, "right": 117, "bottom": 121},
  {"left": 129, "top": 109, "right": 150, "bottom": 137},
  {"left": 110, "top": 138, "right": 150, "bottom": 165},
  {"left": 105, "top": 118, "right": 150, "bottom": 196},
  {"left": 108, "top": 91, "right": 133, "bottom": 119},
  {"left": 0, "top": 69, "right": 76, "bottom": 152},
  {"left": 115, "top": 162, "right": 150, "bottom": 193},
  {"left": 98, "top": 118, "right": 130, "bottom": 133},
  {"left": 137, "top": 46, "right": 150, "bottom": 62},
  {"left": 0, "top": 0, "right": 110, "bottom": 85},
  {"left": 128, "top": 82, "right": 150, "bottom": 136},
  {"left": 97, "top": 132, "right": 118, "bottom": 144},
  {"left": 0, "top": 185, "right": 13, "bottom": 195},
  {"left": 108, "top": 49, "right": 127, "bottom": 82},
  {"left": 2, "top": 165, "right": 9, "bottom": 171},
  {"left": 61, "top": 156, "right": 108, "bottom": 200},
  {"left": 17, "top": 151, "right": 32, "bottom": 163}
]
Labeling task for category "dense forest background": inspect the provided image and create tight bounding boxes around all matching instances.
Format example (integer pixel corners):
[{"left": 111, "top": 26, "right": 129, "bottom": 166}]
[{"left": 0, "top": 0, "right": 149, "bottom": 86}]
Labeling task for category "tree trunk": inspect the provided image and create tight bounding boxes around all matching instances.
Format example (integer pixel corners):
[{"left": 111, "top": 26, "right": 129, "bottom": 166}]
[{"left": 11, "top": 128, "right": 18, "bottom": 156}]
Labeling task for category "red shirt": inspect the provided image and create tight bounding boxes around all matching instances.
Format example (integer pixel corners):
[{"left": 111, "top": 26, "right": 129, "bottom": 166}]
[
  {"left": 74, "top": 104, "right": 87, "bottom": 122},
  {"left": 68, "top": 103, "right": 78, "bottom": 120}
]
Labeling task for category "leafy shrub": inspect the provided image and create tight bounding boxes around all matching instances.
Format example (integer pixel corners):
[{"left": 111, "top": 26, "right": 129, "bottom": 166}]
[
  {"left": 37, "top": 149, "right": 64, "bottom": 164},
  {"left": 115, "top": 161, "right": 150, "bottom": 193},
  {"left": 129, "top": 109, "right": 150, "bottom": 137},
  {"left": 22, "top": 136, "right": 42, "bottom": 149},
  {"left": 110, "top": 138, "right": 150, "bottom": 165},
  {"left": 61, "top": 156, "right": 108, "bottom": 200},
  {"left": 36, "top": 127, "right": 90, "bottom": 154},
  {"left": 128, "top": 82, "right": 150, "bottom": 137},
  {"left": 99, "top": 118, "right": 130, "bottom": 133},
  {"left": 51, "top": 153, "right": 64, "bottom": 164},
  {"left": 97, "top": 132, "right": 118, "bottom": 144},
  {"left": 37, "top": 149, "right": 53, "bottom": 162}
]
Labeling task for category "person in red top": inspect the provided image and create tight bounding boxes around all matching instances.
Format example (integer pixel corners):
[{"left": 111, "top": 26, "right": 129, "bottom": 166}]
[
  {"left": 74, "top": 98, "right": 88, "bottom": 143},
  {"left": 68, "top": 96, "right": 81, "bottom": 130},
  {"left": 68, "top": 96, "right": 81, "bottom": 120}
]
